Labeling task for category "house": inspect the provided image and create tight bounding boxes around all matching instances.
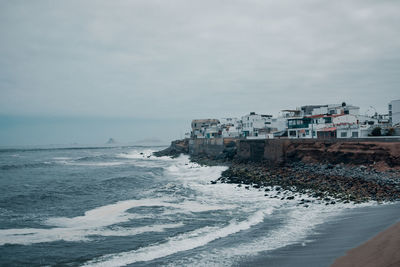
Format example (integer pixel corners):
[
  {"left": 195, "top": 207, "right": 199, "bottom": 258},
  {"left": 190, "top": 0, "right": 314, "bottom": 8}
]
[
  {"left": 241, "top": 112, "right": 274, "bottom": 138},
  {"left": 287, "top": 115, "right": 335, "bottom": 139},
  {"left": 300, "top": 103, "right": 360, "bottom": 116},
  {"left": 389, "top": 100, "right": 400, "bottom": 126},
  {"left": 337, "top": 124, "right": 371, "bottom": 138},
  {"left": 220, "top": 118, "right": 241, "bottom": 138},
  {"left": 191, "top": 119, "right": 220, "bottom": 138}
]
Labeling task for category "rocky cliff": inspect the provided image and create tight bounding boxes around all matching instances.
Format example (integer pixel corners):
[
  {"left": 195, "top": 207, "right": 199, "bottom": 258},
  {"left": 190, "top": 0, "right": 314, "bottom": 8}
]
[
  {"left": 153, "top": 139, "right": 189, "bottom": 158},
  {"left": 285, "top": 141, "right": 400, "bottom": 170}
]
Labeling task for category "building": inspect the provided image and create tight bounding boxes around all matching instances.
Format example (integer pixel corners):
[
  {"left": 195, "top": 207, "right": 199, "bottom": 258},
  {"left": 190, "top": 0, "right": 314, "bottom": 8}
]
[
  {"left": 303, "top": 103, "right": 360, "bottom": 116},
  {"left": 337, "top": 124, "right": 371, "bottom": 138},
  {"left": 241, "top": 112, "right": 280, "bottom": 139},
  {"left": 220, "top": 118, "right": 241, "bottom": 138},
  {"left": 389, "top": 100, "right": 400, "bottom": 126},
  {"left": 191, "top": 119, "right": 220, "bottom": 138}
]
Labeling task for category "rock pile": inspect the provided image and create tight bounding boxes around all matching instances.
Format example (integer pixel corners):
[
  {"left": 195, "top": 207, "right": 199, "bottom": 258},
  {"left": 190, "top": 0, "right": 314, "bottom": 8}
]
[{"left": 217, "top": 161, "right": 400, "bottom": 203}]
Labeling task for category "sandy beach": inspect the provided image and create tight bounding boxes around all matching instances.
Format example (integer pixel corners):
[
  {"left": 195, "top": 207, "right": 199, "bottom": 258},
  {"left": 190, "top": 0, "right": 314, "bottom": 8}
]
[{"left": 331, "top": 221, "right": 400, "bottom": 267}]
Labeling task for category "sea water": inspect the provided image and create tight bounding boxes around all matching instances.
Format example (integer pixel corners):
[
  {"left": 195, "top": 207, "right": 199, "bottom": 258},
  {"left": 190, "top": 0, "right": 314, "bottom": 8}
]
[{"left": 0, "top": 146, "right": 398, "bottom": 266}]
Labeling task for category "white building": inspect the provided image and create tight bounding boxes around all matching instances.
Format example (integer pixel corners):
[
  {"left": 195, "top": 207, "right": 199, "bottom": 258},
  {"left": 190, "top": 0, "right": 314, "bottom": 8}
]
[
  {"left": 191, "top": 119, "right": 220, "bottom": 138},
  {"left": 241, "top": 112, "right": 275, "bottom": 138},
  {"left": 301, "top": 103, "right": 360, "bottom": 116},
  {"left": 287, "top": 114, "right": 360, "bottom": 139},
  {"left": 389, "top": 100, "right": 400, "bottom": 126},
  {"left": 337, "top": 124, "right": 371, "bottom": 138},
  {"left": 220, "top": 118, "right": 241, "bottom": 138}
]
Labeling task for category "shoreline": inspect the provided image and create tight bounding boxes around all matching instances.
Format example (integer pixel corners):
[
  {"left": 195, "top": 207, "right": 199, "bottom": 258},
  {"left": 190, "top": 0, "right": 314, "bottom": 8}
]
[
  {"left": 331, "top": 221, "right": 400, "bottom": 267},
  {"left": 154, "top": 139, "right": 400, "bottom": 203},
  {"left": 237, "top": 202, "right": 400, "bottom": 267},
  {"left": 154, "top": 141, "right": 400, "bottom": 265},
  {"left": 216, "top": 160, "right": 400, "bottom": 204}
]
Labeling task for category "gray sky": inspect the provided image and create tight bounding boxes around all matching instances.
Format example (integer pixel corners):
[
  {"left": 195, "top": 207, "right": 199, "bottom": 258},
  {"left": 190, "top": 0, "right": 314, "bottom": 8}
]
[{"left": 0, "top": 0, "right": 399, "bottom": 145}]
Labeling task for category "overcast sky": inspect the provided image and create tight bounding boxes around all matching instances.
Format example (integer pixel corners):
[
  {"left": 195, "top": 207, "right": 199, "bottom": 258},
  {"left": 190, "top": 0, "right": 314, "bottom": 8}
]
[{"left": 0, "top": 0, "right": 399, "bottom": 145}]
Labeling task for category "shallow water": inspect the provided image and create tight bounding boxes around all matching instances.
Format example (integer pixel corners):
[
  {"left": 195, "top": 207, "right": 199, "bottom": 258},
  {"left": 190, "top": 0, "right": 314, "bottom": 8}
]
[{"left": 0, "top": 146, "right": 398, "bottom": 266}]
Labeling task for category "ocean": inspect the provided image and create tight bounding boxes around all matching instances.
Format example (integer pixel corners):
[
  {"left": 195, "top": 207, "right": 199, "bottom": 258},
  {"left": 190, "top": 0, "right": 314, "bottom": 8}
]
[{"left": 0, "top": 146, "right": 399, "bottom": 266}]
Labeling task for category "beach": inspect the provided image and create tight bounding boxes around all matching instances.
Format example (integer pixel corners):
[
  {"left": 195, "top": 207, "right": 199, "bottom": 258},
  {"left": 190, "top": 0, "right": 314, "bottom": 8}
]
[
  {"left": 332, "top": 221, "right": 400, "bottom": 267},
  {"left": 238, "top": 202, "right": 400, "bottom": 267}
]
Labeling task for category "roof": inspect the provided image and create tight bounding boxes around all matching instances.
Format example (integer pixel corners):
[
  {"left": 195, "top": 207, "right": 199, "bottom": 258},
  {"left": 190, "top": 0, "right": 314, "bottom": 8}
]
[
  {"left": 319, "top": 127, "right": 337, "bottom": 132},
  {"left": 305, "top": 114, "right": 353, "bottom": 119},
  {"left": 281, "top": 109, "right": 300, "bottom": 112},
  {"left": 192, "top": 119, "right": 219, "bottom": 123},
  {"left": 306, "top": 114, "right": 326, "bottom": 118}
]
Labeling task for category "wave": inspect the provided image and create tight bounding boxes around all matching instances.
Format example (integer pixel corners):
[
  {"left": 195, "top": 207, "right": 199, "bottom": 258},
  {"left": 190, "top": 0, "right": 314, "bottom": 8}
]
[
  {"left": 0, "top": 223, "right": 183, "bottom": 246},
  {"left": 0, "top": 162, "right": 54, "bottom": 170},
  {"left": 166, "top": 202, "right": 377, "bottom": 266},
  {"left": 0, "top": 195, "right": 237, "bottom": 246},
  {"left": 0, "top": 145, "right": 159, "bottom": 154},
  {"left": 82, "top": 208, "right": 274, "bottom": 267}
]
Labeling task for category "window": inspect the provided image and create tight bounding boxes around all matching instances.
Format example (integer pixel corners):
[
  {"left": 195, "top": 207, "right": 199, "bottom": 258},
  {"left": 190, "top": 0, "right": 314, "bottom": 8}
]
[
  {"left": 341, "top": 132, "right": 347, "bottom": 137},
  {"left": 305, "top": 130, "right": 309, "bottom": 135},
  {"left": 313, "top": 131, "right": 316, "bottom": 136},
  {"left": 352, "top": 132, "right": 358, "bottom": 138},
  {"left": 289, "top": 130, "right": 297, "bottom": 137}
]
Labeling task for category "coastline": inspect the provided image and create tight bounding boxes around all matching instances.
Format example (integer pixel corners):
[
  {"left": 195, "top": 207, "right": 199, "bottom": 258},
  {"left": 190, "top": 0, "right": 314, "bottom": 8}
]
[
  {"left": 154, "top": 140, "right": 400, "bottom": 266},
  {"left": 237, "top": 202, "right": 400, "bottom": 267},
  {"left": 155, "top": 139, "right": 400, "bottom": 203},
  {"left": 331, "top": 220, "right": 400, "bottom": 267}
]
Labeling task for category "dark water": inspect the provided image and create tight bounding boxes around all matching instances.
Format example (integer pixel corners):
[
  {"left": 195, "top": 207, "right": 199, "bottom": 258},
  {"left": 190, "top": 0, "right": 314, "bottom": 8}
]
[{"left": 0, "top": 146, "right": 398, "bottom": 266}]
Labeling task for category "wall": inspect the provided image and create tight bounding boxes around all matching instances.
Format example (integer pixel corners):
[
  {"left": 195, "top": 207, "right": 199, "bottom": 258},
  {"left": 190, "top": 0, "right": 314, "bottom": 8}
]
[
  {"left": 188, "top": 137, "right": 400, "bottom": 167},
  {"left": 189, "top": 138, "right": 225, "bottom": 157},
  {"left": 236, "top": 138, "right": 400, "bottom": 167}
]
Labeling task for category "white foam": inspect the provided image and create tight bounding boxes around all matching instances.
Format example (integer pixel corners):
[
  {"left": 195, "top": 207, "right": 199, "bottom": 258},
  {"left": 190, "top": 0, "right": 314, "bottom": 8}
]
[
  {"left": 0, "top": 197, "right": 185, "bottom": 246},
  {"left": 82, "top": 208, "right": 273, "bottom": 267},
  {"left": 0, "top": 223, "right": 183, "bottom": 246},
  {"left": 0, "top": 194, "right": 239, "bottom": 246},
  {"left": 167, "top": 201, "right": 377, "bottom": 266},
  {"left": 64, "top": 162, "right": 126, "bottom": 167},
  {"left": 116, "top": 149, "right": 159, "bottom": 160}
]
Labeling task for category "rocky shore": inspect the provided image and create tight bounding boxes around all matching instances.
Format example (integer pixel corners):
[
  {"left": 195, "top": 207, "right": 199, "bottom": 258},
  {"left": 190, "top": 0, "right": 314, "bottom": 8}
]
[
  {"left": 154, "top": 139, "right": 400, "bottom": 204},
  {"left": 153, "top": 139, "right": 189, "bottom": 158},
  {"left": 218, "top": 161, "right": 400, "bottom": 204}
]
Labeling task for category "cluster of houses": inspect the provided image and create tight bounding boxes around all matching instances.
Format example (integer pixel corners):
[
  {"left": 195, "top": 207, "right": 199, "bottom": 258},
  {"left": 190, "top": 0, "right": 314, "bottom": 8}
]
[{"left": 190, "top": 100, "right": 400, "bottom": 140}]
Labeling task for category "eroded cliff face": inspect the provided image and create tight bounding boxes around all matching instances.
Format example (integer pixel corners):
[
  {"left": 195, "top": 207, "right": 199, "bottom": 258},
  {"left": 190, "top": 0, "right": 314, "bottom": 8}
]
[
  {"left": 286, "top": 141, "right": 400, "bottom": 169},
  {"left": 156, "top": 138, "right": 400, "bottom": 170},
  {"left": 153, "top": 139, "right": 189, "bottom": 158}
]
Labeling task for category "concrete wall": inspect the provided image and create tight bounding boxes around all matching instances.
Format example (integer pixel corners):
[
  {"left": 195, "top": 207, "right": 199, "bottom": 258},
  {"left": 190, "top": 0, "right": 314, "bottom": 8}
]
[
  {"left": 189, "top": 138, "right": 225, "bottom": 157},
  {"left": 236, "top": 139, "right": 289, "bottom": 163},
  {"left": 188, "top": 137, "right": 400, "bottom": 166}
]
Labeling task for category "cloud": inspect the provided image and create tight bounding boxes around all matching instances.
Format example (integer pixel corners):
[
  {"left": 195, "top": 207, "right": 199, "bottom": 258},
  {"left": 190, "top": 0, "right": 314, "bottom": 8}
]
[{"left": 0, "top": 0, "right": 399, "bottom": 120}]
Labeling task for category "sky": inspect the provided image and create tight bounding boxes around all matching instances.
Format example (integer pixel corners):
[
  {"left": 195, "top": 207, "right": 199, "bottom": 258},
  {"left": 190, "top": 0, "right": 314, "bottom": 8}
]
[{"left": 0, "top": 0, "right": 399, "bottom": 146}]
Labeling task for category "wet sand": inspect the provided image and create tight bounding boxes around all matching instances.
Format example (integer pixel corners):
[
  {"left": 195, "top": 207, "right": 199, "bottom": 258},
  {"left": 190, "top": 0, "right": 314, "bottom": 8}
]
[
  {"left": 331, "top": 222, "right": 400, "bottom": 267},
  {"left": 238, "top": 203, "right": 400, "bottom": 267}
]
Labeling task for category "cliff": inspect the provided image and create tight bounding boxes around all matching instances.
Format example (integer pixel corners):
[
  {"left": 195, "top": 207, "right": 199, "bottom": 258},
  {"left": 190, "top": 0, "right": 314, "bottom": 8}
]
[
  {"left": 156, "top": 138, "right": 400, "bottom": 169},
  {"left": 153, "top": 139, "right": 189, "bottom": 158},
  {"left": 286, "top": 141, "right": 400, "bottom": 169},
  {"left": 155, "top": 138, "right": 400, "bottom": 202}
]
